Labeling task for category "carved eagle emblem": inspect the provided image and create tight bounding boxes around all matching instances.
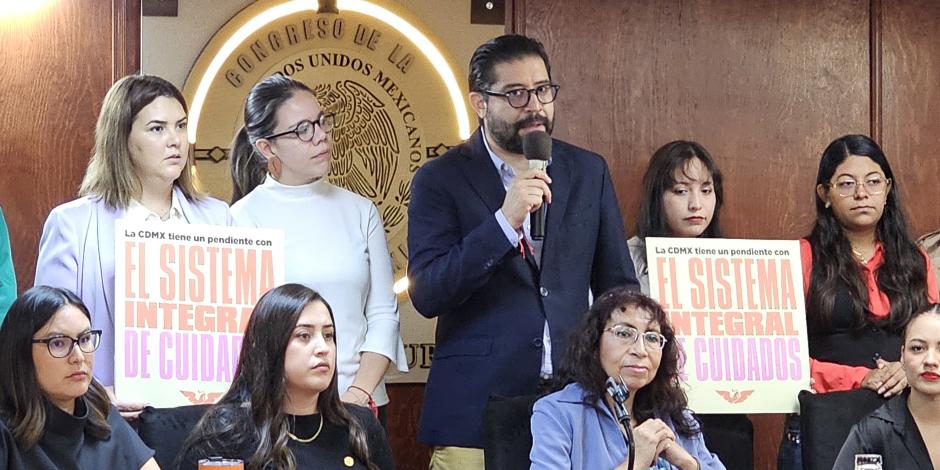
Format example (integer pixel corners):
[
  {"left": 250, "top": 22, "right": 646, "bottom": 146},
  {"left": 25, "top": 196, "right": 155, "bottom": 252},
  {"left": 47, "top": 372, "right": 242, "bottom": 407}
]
[{"left": 312, "top": 80, "right": 409, "bottom": 233}]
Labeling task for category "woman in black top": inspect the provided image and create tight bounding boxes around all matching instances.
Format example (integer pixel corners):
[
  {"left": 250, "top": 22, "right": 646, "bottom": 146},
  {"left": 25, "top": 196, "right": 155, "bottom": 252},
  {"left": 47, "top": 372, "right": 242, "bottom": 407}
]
[
  {"left": 835, "top": 303, "right": 940, "bottom": 468},
  {"left": 177, "top": 283, "right": 393, "bottom": 470},
  {"left": 0, "top": 286, "right": 157, "bottom": 469}
]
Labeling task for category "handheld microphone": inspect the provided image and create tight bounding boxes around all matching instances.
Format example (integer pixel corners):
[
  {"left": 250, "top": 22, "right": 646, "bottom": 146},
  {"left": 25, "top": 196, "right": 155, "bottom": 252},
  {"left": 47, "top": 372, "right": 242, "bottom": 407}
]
[
  {"left": 606, "top": 375, "right": 635, "bottom": 470},
  {"left": 522, "top": 131, "right": 551, "bottom": 240}
]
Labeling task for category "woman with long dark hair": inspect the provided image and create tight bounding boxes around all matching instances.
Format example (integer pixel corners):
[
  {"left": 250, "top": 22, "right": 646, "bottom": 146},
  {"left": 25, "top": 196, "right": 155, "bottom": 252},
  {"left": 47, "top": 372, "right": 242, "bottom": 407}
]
[
  {"left": 228, "top": 75, "right": 407, "bottom": 421},
  {"left": 34, "top": 74, "right": 231, "bottom": 416},
  {"left": 628, "top": 141, "right": 749, "bottom": 469},
  {"left": 0, "top": 286, "right": 157, "bottom": 468},
  {"left": 529, "top": 287, "right": 724, "bottom": 469},
  {"left": 835, "top": 303, "right": 940, "bottom": 468},
  {"left": 629, "top": 140, "right": 723, "bottom": 293},
  {"left": 778, "top": 134, "right": 939, "bottom": 469},
  {"left": 176, "top": 283, "right": 393, "bottom": 469}
]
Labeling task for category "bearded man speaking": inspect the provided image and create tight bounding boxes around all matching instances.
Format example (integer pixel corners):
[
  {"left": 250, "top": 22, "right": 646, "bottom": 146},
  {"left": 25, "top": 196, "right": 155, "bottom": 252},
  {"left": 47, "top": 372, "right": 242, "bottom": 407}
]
[{"left": 407, "top": 34, "right": 639, "bottom": 469}]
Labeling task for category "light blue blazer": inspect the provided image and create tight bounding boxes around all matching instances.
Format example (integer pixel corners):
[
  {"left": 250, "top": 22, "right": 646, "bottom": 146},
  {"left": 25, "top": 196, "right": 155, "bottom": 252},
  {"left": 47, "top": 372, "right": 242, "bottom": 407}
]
[
  {"left": 35, "top": 186, "right": 232, "bottom": 386},
  {"left": 531, "top": 382, "right": 726, "bottom": 470}
]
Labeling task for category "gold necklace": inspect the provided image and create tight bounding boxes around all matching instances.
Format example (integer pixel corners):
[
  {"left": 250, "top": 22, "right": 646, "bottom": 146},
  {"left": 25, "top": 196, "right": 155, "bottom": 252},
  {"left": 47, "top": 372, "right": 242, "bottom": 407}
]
[
  {"left": 287, "top": 414, "right": 323, "bottom": 443},
  {"left": 851, "top": 247, "right": 870, "bottom": 263}
]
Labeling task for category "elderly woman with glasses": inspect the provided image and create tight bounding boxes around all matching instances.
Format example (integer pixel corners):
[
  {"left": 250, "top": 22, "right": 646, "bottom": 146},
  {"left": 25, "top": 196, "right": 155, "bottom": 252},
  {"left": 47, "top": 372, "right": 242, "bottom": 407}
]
[
  {"left": 0, "top": 286, "right": 158, "bottom": 469},
  {"left": 228, "top": 75, "right": 407, "bottom": 423},
  {"left": 530, "top": 287, "right": 724, "bottom": 470}
]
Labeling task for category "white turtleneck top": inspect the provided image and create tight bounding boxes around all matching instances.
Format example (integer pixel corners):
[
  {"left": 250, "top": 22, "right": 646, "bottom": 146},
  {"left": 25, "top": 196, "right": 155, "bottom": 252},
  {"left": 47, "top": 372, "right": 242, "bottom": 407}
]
[{"left": 231, "top": 176, "right": 408, "bottom": 406}]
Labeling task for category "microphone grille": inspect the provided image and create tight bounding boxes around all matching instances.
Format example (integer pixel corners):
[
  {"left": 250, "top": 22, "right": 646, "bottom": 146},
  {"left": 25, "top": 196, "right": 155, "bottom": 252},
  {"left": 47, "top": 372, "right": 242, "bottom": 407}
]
[{"left": 523, "top": 131, "right": 552, "bottom": 161}]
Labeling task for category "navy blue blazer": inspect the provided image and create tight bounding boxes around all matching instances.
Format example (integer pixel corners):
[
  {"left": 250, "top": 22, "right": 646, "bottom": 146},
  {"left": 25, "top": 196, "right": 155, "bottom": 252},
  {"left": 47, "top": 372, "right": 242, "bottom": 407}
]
[{"left": 407, "top": 129, "right": 638, "bottom": 447}]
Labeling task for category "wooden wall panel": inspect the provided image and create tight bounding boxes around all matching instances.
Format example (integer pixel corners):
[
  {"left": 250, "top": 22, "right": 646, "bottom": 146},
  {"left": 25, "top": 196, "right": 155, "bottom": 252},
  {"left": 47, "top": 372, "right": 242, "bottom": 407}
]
[
  {"left": 514, "top": 1, "right": 876, "bottom": 468},
  {"left": 881, "top": 0, "right": 940, "bottom": 239},
  {"left": 518, "top": 0, "right": 871, "bottom": 240},
  {"left": 0, "top": 0, "right": 139, "bottom": 291},
  {"left": 387, "top": 384, "right": 432, "bottom": 470}
]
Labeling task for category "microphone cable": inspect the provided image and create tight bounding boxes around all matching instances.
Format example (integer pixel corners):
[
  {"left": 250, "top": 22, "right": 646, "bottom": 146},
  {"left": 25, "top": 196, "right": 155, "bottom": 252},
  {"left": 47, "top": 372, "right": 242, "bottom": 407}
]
[{"left": 605, "top": 376, "right": 635, "bottom": 470}]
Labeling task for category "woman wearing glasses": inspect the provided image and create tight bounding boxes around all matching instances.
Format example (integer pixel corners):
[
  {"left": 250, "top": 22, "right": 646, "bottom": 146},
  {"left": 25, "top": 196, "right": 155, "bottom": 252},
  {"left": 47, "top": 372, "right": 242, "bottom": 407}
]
[
  {"left": 778, "top": 134, "right": 939, "bottom": 469},
  {"left": 0, "top": 286, "right": 157, "bottom": 468},
  {"left": 229, "top": 75, "right": 407, "bottom": 422},
  {"left": 529, "top": 288, "right": 724, "bottom": 470}
]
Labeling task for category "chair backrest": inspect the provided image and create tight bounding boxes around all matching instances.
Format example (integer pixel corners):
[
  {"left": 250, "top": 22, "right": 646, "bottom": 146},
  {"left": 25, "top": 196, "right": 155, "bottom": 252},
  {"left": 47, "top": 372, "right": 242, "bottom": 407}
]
[
  {"left": 482, "top": 394, "right": 539, "bottom": 470},
  {"left": 137, "top": 404, "right": 211, "bottom": 469},
  {"left": 799, "top": 389, "right": 886, "bottom": 470},
  {"left": 697, "top": 414, "right": 753, "bottom": 470}
]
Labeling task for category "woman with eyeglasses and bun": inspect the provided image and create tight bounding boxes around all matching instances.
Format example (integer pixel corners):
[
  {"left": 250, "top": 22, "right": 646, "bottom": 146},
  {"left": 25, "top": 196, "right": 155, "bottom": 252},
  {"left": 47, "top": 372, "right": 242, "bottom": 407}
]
[
  {"left": 777, "top": 134, "right": 939, "bottom": 469},
  {"left": 0, "top": 286, "right": 158, "bottom": 469},
  {"left": 529, "top": 287, "right": 724, "bottom": 470},
  {"left": 229, "top": 75, "right": 407, "bottom": 424}
]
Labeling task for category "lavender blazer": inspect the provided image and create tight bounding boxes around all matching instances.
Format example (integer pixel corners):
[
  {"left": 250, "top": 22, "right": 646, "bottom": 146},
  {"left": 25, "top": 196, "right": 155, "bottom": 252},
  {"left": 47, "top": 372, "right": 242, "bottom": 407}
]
[{"left": 34, "top": 187, "right": 232, "bottom": 386}]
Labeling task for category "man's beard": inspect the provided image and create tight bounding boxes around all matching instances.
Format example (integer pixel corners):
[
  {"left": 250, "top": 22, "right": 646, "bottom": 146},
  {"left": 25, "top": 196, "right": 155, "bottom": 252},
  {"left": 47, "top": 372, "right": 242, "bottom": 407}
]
[{"left": 485, "top": 113, "right": 554, "bottom": 154}]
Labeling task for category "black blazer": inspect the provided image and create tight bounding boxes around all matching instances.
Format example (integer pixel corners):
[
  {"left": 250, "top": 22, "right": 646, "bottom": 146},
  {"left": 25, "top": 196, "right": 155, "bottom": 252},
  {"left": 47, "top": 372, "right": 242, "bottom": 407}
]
[
  {"left": 407, "top": 129, "right": 637, "bottom": 447},
  {"left": 834, "top": 390, "right": 934, "bottom": 469}
]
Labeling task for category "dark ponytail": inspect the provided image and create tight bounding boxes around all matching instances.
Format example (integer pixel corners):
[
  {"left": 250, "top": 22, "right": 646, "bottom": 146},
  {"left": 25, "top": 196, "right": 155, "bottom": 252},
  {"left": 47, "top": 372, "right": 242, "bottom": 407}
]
[
  {"left": 230, "top": 126, "right": 267, "bottom": 204},
  {"left": 229, "top": 74, "right": 316, "bottom": 204}
]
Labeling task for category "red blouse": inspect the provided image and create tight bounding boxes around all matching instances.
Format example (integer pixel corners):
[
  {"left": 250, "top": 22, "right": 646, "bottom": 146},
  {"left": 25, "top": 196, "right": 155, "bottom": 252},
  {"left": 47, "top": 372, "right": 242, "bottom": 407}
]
[{"left": 801, "top": 239, "right": 940, "bottom": 392}]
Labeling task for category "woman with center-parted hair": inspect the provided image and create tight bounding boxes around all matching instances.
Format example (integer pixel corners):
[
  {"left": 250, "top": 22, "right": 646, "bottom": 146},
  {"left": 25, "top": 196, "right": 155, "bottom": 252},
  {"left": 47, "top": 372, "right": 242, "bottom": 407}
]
[
  {"left": 34, "top": 74, "right": 232, "bottom": 417},
  {"left": 627, "top": 141, "right": 750, "bottom": 469},
  {"left": 228, "top": 74, "right": 407, "bottom": 422},
  {"left": 176, "top": 283, "right": 393, "bottom": 470},
  {"left": 0, "top": 286, "right": 158, "bottom": 469},
  {"left": 530, "top": 287, "right": 724, "bottom": 470},
  {"left": 777, "top": 134, "right": 940, "bottom": 469}
]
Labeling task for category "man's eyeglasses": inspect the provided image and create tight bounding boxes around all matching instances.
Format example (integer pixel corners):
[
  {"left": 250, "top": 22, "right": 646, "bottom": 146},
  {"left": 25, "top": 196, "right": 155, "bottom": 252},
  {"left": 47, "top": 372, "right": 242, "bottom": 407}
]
[
  {"left": 482, "top": 84, "right": 560, "bottom": 109},
  {"left": 32, "top": 330, "right": 102, "bottom": 358},
  {"left": 827, "top": 176, "right": 890, "bottom": 198},
  {"left": 604, "top": 325, "right": 668, "bottom": 350},
  {"left": 262, "top": 113, "right": 336, "bottom": 142}
]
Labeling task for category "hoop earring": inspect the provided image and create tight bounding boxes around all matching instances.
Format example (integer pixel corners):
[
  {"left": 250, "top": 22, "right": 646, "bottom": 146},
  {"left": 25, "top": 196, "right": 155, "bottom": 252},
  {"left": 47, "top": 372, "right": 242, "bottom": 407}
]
[{"left": 268, "top": 156, "right": 282, "bottom": 180}]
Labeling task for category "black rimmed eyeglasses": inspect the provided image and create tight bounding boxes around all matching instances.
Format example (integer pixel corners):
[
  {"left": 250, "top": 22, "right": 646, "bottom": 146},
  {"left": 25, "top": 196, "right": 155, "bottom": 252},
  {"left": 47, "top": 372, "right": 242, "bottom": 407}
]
[
  {"left": 262, "top": 113, "right": 336, "bottom": 142},
  {"left": 32, "top": 330, "right": 102, "bottom": 358},
  {"left": 482, "top": 84, "right": 560, "bottom": 109}
]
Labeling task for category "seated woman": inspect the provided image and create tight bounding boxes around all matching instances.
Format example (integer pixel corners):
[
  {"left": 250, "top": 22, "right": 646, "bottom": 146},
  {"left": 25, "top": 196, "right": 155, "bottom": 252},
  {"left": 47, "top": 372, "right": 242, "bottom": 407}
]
[
  {"left": 176, "top": 283, "right": 393, "bottom": 470},
  {"left": 530, "top": 287, "right": 724, "bottom": 470},
  {"left": 835, "top": 303, "right": 940, "bottom": 468},
  {"left": 0, "top": 286, "right": 158, "bottom": 469}
]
